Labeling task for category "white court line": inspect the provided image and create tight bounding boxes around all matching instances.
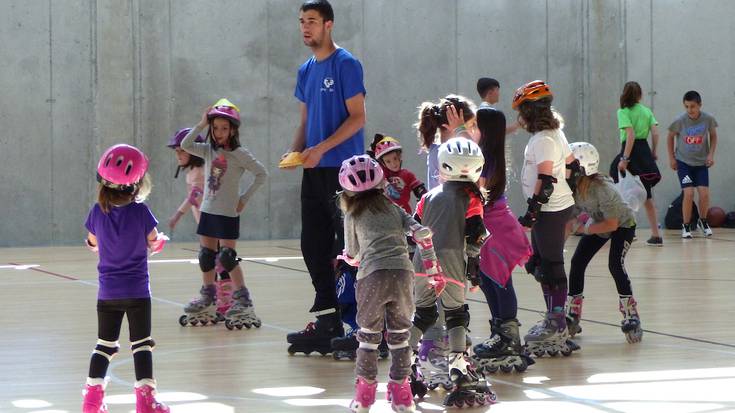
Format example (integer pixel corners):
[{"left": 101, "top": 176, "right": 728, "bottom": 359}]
[
  {"left": 149, "top": 256, "right": 303, "bottom": 264},
  {"left": 0, "top": 264, "right": 40, "bottom": 270}
]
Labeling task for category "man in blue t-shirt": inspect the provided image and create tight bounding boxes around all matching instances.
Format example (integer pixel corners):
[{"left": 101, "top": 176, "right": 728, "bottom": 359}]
[{"left": 284, "top": 0, "right": 366, "bottom": 352}]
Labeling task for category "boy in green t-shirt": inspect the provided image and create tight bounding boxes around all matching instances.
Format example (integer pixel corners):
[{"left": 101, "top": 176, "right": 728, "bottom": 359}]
[{"left": 666, "top": 90, "right": 719, "bottom": 238}]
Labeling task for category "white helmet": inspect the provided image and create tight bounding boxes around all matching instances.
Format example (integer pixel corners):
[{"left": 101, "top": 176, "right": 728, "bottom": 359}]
[
  {"left": 438, "top": 137, "right": 485, "bottom": 182},
  {"left": 569, "top": 141, "right": 599, "bottom": 176}
]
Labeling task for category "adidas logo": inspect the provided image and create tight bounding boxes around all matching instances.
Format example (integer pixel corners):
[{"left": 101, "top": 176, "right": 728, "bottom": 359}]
[{"left": 681, "top": 175, "right": 693, "bottom": 185}]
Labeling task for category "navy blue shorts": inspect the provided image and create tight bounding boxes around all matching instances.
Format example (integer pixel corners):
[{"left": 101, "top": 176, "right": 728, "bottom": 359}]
[
  {"left": 197, "top": 212, "right": 240, "bottom": 240},
  {"left": 676, "top": 160, "right": 709, "bottom": 188}
]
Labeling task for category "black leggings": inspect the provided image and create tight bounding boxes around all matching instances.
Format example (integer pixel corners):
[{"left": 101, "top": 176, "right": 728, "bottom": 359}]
[
  {"left": 301, "top": 168, "right": 343, "bottom": 313},
  {"left": 88, "top": 298, "right": 154, "bottom": 381},
  {"left": 479, "top": 272, "right": 517, "bottom": 321},
  {"left": 569, "top": 226, "right": 635, "bottom": 297}
]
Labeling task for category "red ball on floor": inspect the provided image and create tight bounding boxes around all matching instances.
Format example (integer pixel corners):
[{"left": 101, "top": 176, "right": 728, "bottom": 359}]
[{"left": 706, "top": 207, "right": 726, "bottom": 227}]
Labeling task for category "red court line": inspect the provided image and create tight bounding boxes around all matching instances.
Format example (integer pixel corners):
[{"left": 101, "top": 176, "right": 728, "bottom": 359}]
[{"left": 8, "top": 262, "right": 79, "bottom": 281}]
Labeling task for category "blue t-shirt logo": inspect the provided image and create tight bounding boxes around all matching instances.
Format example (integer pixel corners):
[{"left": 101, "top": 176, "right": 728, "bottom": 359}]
[{"left": 322, "top": 77, "right": 335, "bottom": 92}]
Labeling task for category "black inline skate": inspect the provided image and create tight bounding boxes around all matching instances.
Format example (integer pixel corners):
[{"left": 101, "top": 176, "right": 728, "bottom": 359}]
[
  {"left": 287, "top": 309, "right": 343, "bottom": 356},
  {"left": 472, "top": 319, "right": 535, "bottom": 374}
]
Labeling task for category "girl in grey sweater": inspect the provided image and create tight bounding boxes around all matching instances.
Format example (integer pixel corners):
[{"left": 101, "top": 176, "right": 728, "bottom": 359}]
[
  {"left": 567, "top": 142, "right": 642, "bottom": 344},
  {"left": 179, "top": 99, "right": 267, "bottom": 330},
  {"left": 338, "top": 155, "right": 425, "bottom": 413}
]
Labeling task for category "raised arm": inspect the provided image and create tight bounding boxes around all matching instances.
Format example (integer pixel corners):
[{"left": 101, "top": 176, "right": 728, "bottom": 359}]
[{"left": 181, "top": 107, "right": 211, "bottom": 158}]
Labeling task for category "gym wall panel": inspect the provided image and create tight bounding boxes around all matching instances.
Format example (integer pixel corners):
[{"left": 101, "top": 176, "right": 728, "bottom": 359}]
[
  {"left": 0, "top": 1, "right": 53, "bottom": 247},
  {"left": 2, "top": 0, "right": 734, "bottom": 245}
]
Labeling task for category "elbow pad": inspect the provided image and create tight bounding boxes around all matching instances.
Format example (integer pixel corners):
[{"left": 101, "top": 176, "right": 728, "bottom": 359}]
[{"left": 536, "top": 174, "right": 557, "bottom": 204}]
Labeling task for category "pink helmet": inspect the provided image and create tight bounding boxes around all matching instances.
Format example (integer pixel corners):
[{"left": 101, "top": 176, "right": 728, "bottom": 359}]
[
  {"left": 97, "top": 144, "right": 149, "bottom": 187},
  {"left": 207, "top": 105, "right": 240, "bottom": 126},
  {"left": 167, "top": 128, "right": 204, "bottom": 148},
  {"left": 339, "top": 155, "right": 384, "bottom": 193},
  {"left": 374, "top": 136, "right": 402, "bottom": 160}
]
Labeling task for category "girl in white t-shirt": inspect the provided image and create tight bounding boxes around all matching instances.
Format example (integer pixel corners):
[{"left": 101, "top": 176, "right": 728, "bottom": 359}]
[{"left": 514, "top": 80, "right": 580, "bottom": 358}]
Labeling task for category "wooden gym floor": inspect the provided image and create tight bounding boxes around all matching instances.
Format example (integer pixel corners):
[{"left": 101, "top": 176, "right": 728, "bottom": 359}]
[{"left": 2, "top": 230, "right": 735, "bottom": 413}]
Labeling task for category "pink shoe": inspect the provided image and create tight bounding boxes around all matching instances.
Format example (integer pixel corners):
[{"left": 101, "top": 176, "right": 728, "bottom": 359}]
[
  {"left": 349, "top": 377, "right": 377, "bottom": 413},
  {"left": 216, "top": 278, "right": 234, "bottom": 315},
  {"left": 387, "top": 377, "right": 416, "bottom": 412},
  {"left": 135, "top": 384, "right": 170, "bottom": 413},
  {"left": 82, "top": 384, "right": 108, "bottom": 413}
]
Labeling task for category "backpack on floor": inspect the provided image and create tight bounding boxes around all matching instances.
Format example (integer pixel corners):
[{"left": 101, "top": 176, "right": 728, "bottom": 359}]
[
  {"left": 664, "top": 192, "right": 699, "bottom": 229},
  {"left": 724, "top": 212, "right": 735, "bottom": 228}
]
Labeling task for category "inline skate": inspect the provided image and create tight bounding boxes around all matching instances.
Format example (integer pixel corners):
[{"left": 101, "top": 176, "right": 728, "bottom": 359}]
[
  {"left": 619, "top": 295, "right": 643, "bottom": 343},
  {"left": 566, "top": 294, "right": 584, "bottom": 338},
  {"left": 524, "top": 312, "right": 580, "bottom": 357},
  {"left": 472, "top": 319, "right": 535, "bottom": 374},
  {"left": 443, "top": 352, "right": 497, "bottom": 408},
  {"left": 287, "top": 310, "right": 343, "bottom": 356},
  {"left": 224, "top": 286, "right": 261, "bottom": 330},
  {"left": 179, "top": 284, "right": 219, "bottom": 326}
]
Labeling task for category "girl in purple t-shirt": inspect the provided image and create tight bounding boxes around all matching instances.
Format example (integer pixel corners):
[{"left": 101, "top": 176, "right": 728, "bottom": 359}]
[{"left": 82, "top": 144, "right": 169, "bottom": 413}]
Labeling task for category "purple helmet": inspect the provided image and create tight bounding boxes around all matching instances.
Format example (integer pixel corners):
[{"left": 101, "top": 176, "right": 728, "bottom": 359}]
[
  {"left": 167, "top": 128, "right": 204, "bottom": 148},
  {"left": 97, "top": 144, "right": 149, "bottom": 187},
  {"left": 207, "top": 105, "right": 240, "bottom": 126},
  {"left": 339, "top": 155, "right": 384, "bottom": 193}
]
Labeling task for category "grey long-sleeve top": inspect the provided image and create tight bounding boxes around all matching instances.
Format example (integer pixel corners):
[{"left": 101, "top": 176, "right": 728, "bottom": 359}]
[{"left": 181, "top": 126, "right": 268, "bottom": 217}]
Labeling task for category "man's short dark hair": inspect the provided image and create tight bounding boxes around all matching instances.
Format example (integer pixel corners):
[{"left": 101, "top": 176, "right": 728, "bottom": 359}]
[
  {"left": 300, "top": 0, "right": 334, "bottom": 22},
  {"left": 477, "top": 78, "right": 500, "bottom": 99},
  {"left": 683, "top": 90, "right": 702, "bottom": 105}
]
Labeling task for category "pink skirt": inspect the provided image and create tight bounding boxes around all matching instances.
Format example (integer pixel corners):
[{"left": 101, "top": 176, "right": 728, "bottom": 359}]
[{"left": 479, "top": 198, "right": 532, "bottom": 287}]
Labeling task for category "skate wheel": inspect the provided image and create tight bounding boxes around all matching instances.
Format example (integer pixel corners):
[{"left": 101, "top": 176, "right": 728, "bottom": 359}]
[
  {"left": 200, "top": 319, "right": 209, "bottom": 326},
  {"left": 561, "top": 348, "right": 573, "bottom": 357},
  {"left": 254, "top": 321, "right": 262, "bottom": 328},
  {"left": 515, "top": 361, "right": 528, "bottom": 373},
  {"left": 236, "top": 324, "right": 243, "bottom": 330},
  {"left": 428, "top": 383, "right": 439, "bottom": 390},
  {"left": 190, "top": 319, "right": 199, "bottom": 326},
  {"left": 225, "top": 320, "right": 234, "bottom": 330},
  {"left": 486, "top": 365, "right": 499, "bottom": 374},
  {"left": 547, "top": 349, "right": 559, "bottom": 357},
  {"left": 178, "top": 315, "right": 188, "bottom": 326},
  {"left": 532, "top": 349, "right": 545, "bottom": 357},
  {"left": 211, "top": 317, "right": 218, "bottom": 325},
  {"left": 500, "top": 364, "right": 513, "bottom": 373},
  {"left": 442, "top": 382, "right": 453, "bottom": 391},
  {"left": 243, "top": 323, "right": 252, "bottom": 329}
]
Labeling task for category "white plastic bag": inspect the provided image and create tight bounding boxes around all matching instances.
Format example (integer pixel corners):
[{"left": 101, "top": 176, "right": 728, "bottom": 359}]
[{"left": 615, "top": 172, "right": 646, "bottom": 212}]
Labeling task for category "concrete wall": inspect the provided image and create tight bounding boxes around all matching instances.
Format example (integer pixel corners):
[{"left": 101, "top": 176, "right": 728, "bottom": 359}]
[{"left": 2, "top": 0, "right": 733, "bottom": 246}]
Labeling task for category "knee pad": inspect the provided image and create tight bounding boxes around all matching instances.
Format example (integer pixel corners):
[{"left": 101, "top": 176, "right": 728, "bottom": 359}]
[
  {"left": 198, "top": 246, "right": 217, "bottom": 272},
  {"left": 356, "top": 328, "right": 383, "bottom": 350},
  {"left": 93, "top": 339, "right": 120, "bottom": 361},
  {"left": 131, "top": 336, "right": 155, "bottom": 354},
  {"left": 540, "top": 259, "right": 567, "bottom": 287},
  {"left": 444, "top": 304, "right": 470, "bottom": 330},
  {"left": 413, "top": 305, "right": 439, "bottom": 333},
  {"left": 386, "top": 329, "right": 411, "bottom": 349},
  {"left": 217, "top": 247, "right": 240, "bottom": 272}
]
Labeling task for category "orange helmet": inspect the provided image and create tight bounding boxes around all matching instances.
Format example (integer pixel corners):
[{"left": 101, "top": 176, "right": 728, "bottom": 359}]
[{"left": 511, "top": 80, "right": 553, "bottom": 110}]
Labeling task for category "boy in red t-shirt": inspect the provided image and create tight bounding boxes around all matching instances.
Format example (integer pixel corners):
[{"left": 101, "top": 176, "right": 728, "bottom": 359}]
[{"left": 369, "top": 134, "right": 427, "bottom": 214}]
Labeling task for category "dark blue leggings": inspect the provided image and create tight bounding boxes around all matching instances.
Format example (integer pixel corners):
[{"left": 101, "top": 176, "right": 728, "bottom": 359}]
[{"left": 479, "top": 271, "right": 518, "bottom": 321}]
